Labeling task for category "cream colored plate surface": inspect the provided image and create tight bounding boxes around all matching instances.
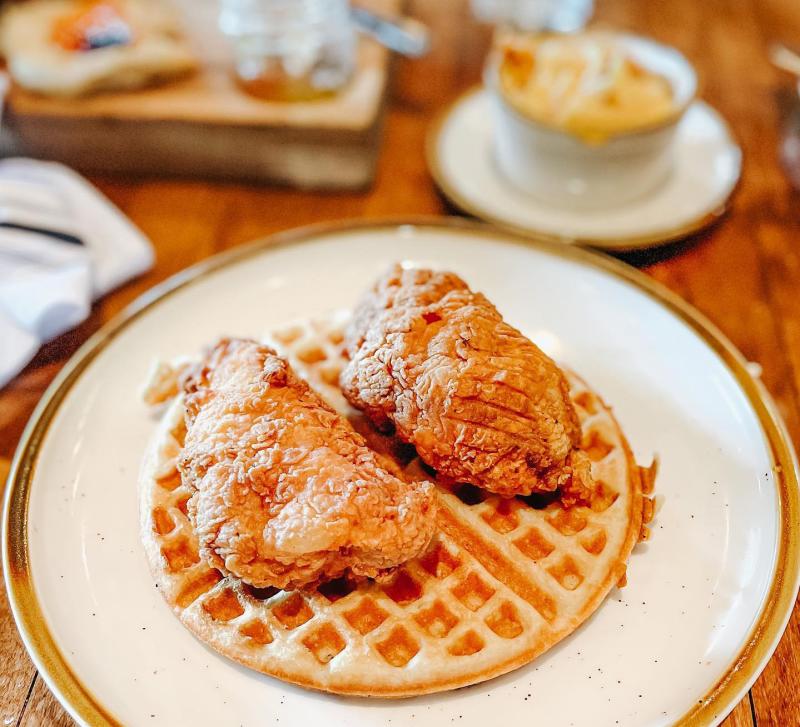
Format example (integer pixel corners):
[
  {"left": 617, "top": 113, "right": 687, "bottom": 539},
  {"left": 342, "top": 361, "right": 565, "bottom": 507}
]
[
  {"left": 428, "top": 90, "right": 742, "bottom": 250},
  {"left": 4, "top": 222, "right": 797, "bottom": 727}
]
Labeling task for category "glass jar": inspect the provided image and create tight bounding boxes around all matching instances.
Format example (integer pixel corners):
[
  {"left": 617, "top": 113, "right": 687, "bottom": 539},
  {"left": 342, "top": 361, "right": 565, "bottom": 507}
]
[{"left": 219, "top": 0, "right": 356, "bottom": 101}]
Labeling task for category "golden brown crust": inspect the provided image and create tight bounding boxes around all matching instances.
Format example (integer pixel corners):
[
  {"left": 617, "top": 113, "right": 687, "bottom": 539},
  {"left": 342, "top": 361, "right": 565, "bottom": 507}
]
[
  {"left": 177, "top": 338, "right": 436, "bottom": 590},
  {"left": 341, "top": 265, "right": 591, "bottom": 499}
]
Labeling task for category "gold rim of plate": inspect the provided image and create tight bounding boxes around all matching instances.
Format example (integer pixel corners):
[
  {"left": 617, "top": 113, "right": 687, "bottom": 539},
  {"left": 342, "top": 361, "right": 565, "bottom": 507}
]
[
  {"left": 2, "top": 217, "right": 797, "bottom": 726},
  {"left": 425, "top": 86, "right": 743, "bottom": 252}
]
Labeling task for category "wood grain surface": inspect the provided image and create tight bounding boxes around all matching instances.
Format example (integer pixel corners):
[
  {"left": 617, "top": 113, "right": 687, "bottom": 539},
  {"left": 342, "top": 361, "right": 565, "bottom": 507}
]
[{"left": 1, "top": 0, "right": 799, "bottom": 724}]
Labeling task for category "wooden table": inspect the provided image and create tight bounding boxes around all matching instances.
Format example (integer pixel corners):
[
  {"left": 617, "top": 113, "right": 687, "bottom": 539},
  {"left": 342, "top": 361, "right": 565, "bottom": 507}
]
[{"left": 2, "top": 0, "right": 799, "bottom": 724}]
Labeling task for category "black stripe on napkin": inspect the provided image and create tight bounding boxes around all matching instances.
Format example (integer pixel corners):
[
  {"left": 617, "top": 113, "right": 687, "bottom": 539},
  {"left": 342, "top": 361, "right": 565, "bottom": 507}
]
[{"left": 0, "top": 221, "right": 84, "bottom": 246}]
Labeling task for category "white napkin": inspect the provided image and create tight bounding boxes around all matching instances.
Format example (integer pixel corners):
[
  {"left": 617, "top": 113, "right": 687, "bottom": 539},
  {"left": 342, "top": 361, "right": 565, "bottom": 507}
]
[{"left": 0, "top": 158, "right": 154, "bottom": 388}]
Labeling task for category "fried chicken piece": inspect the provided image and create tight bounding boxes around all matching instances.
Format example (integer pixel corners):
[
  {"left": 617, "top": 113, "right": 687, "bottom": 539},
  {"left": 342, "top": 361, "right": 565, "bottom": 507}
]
[
  {"left": 340, "top": 266, "right": 593, "bottom": 501},
  {"left": 178, "top": 338, "right": 436, "bottom": 591}
]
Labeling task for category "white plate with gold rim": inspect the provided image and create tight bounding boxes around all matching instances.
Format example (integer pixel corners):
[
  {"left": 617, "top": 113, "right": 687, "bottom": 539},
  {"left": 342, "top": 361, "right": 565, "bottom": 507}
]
[
  {"left": 427, "top": 89, "right": 742, "bottom": 251},
  {"left": 3, "top": 220, "right": 797, "bottom": 727}
]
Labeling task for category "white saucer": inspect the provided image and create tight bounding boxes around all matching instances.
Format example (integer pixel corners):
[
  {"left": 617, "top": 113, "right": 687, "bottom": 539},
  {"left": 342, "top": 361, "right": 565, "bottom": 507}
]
[{"left": 427, "top": 89, "right": 742, "bottom": 250}]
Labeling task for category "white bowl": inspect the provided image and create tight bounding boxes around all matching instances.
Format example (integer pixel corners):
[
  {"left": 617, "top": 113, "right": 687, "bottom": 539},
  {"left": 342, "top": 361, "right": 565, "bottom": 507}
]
[{"left": 486, "top": 32, "right": 698, "bottom": 210}]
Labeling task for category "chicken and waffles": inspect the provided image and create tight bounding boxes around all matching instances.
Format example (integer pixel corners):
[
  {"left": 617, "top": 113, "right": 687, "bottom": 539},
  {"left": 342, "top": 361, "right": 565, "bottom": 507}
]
[{"left": 139, "top": 265, "right": 656, "bottom": 696}]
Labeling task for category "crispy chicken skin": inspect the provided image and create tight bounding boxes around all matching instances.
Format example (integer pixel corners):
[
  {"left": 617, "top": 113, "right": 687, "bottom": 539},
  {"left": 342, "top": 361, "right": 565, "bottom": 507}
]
[
  {"left": 341, "top": 266, "right": 593, "bottom": 501},
  {"left": 178, "top": 338, "right": 436, "bottom": 590}
]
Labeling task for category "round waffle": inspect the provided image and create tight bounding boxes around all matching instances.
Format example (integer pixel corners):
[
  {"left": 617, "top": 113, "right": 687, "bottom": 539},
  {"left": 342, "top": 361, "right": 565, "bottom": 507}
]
[{"left": 139, "top": 314, "right": 656, "bottom": 697}]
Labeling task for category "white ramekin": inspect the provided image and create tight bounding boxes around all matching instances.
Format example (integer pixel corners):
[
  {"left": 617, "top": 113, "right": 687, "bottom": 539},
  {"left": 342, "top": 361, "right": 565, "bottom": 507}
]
[{"left": 486, "top": 32, "right": 698, "bottom": 210}]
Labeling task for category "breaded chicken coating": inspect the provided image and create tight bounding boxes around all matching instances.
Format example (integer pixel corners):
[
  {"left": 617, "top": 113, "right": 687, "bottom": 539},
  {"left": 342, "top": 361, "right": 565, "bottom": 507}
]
[
  {"left": 178, "top": 338, "right": 436, "bottom": 590},
  {"left": 341, "top": 266, "right": 593, "bottom": 501}
]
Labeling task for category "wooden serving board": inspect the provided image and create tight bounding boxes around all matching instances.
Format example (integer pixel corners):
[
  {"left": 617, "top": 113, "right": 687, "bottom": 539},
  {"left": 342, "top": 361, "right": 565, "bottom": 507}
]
[{"left": 0, "top": 0, "right": 399, "bottom": 189}]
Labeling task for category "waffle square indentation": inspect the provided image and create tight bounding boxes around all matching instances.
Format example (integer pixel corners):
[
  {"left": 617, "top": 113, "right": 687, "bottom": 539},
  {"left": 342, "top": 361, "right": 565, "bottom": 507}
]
[
  {"left": 582, "top": 429, "right": 614, "bottom": 462},
  {"left": 547, "top": 555, "right": 584, "bottom": 591},
  {"left": 414, "top": 600, "right": 458, "bottom": 638},
  {"left": 202, "top": 587, "right": 244, "bottom": 622},
  {"left": 580, "top": 528, "right": 607, "bottom": 555},
  {"left": 546, "top": 507, "right": 588, "bottom": 536},
  {"left": 173, "top": 491, "right": 191, "bottom": 516},
  {"left": 451, "top": 572, "right": 495, "bottom": 611},
  {"left": 297, "top": 345, "right": 327, "bottom": 364},
  {"left": 590, "top": 481, "right": 619, "bottom": 512},
  {"left": 484, "top": 601, "right": 523, "bottom": 638},
  {"left": 272, "top": 326, "right": 303, "bottom": 344},
  {"left": 320, "top": 365, "right": 342, "bottom": 386},
  {"left": 513, "top": 527, "right": 555, "bottom": 561},
  {"left": 176, "top": 569, "right": 222, "bottom": 608},
  {"left": 448, "top": 630, "right": 485, "bottom": 656},
  {"left": 383, "top": 569, "right": 423, "bottom": 605},
  {"left": 481, "top": 499, "right": 520, "bottom": 534},
  {"left": 152, "top": 507, "right": 175, "bottom": 535},
  {"left": 302, "top": 622, "right": 346, "bottom": 664},
  {"left": 161, "top": 540, "right": 200, "bottom": 572},
  {"left": 375, "top": 626, "right": 420, "bottom": 667},
  {"left": 574, "top": 391, "right": 598, "bottom": 415},
  {"left": 239, "top": 618, "right": 273, "bottom": 645},
  {"left": 343, "top": 597, "right": 388, "bottom": 635},
  {"left": 156, "top": 471, "right": 182, "bottom": 492},
  {"left": 271, "top": 592, "right": 313, "bottom": 629},
  {"left": 418, "top": 542, "right": 460, "bottom": 579}
]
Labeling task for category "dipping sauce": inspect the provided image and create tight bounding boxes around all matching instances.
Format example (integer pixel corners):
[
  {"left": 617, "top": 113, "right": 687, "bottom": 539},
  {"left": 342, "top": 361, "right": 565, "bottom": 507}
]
[{"left": 498, "top": 33, "right": 675, "bottom": 143}]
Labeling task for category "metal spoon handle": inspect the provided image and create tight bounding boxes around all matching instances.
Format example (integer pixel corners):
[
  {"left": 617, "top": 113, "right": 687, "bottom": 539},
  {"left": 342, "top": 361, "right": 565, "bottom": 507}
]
[{"left": 351, "top": 6, "right": 430, "bottom": 58}]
